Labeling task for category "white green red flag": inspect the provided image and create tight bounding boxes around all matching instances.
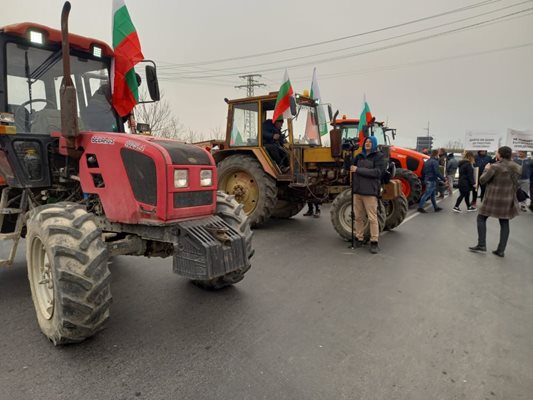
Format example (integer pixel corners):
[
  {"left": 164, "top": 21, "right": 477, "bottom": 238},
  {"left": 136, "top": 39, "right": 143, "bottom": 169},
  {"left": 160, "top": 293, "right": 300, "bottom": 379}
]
[
  {"left": 111, "top": 0, "right": 144, "bottom": 117},
  {"left": 272, "top": 69, "right": 294, "bottom": 122},
  {"left": 310, "top": 67, "right": 328, "bottom": 136},
  {"left": 357, "top": 98, "right": 373, "bottom": 142}
]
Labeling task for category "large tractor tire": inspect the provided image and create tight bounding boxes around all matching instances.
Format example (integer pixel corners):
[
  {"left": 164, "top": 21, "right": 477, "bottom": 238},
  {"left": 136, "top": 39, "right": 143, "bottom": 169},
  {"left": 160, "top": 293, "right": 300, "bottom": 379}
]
[
  {"left": 394, "top": 168, "right": 422, "bottom": 205},
  {"left": 217, "top": 155, "right": 277, "bottom": 228},
  {"left": 270, "top": 199, "right": 305, "bottom": 219},
  {"left": 330, "top": 189, "right": 386, "bottom": 242},
  {"left": 26, "top": 203, "right": 111, "bottom": 345},
  {"left": 191, "top": 192, "right": 254, "bottom": 290},
  {"left": 383, "top": 193, "right": 408, "bottom": 231}
]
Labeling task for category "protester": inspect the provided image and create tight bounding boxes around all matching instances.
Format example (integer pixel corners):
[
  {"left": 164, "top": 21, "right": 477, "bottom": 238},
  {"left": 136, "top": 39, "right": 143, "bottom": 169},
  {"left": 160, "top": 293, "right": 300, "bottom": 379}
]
[
  {"left": 350, "top": 136, "right": 385, "bottom": 254},
  {"left": 263, "top": 118, "right": 289, "bottom": 171},
  {"left": 303, "top": 201, "right": 321, "bottom": 218},
  {"left": 469, "top": 146, "right": 521, "bottom": 257},
  {"left": 513, "top": 151, "right": 531, "bottom": 211},
  {"left": 437, "top": 148, "right": 448, "bottom": 198},
  {"left": 445, "top": 153, "right": 458, "bottom": 195},
  {"left": 473, "top": 150, "right": 493, "bottom": 205},
  {"left": 417, "top": 149, "right": 445, "bottom": 213},
  {"left": 453, "top": 151, "right": 477, "bottom": 213}
]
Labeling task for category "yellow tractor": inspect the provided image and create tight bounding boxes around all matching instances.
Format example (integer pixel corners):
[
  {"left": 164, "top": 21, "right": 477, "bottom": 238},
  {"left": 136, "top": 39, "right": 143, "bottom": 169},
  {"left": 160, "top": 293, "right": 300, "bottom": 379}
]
[{"left": 212, "top": 92, "right": 407, "bottom": 239}]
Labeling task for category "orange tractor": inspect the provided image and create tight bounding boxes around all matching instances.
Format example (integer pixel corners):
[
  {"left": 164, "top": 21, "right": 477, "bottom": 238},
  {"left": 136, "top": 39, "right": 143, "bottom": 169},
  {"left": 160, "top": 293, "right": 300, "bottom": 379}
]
[{"left": 335, "top": 116, "right": 427, "bottom": 205}]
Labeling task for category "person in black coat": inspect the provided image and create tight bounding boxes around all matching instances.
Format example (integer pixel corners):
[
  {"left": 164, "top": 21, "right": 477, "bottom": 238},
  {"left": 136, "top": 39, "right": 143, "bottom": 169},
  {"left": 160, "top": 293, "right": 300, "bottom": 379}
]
[
  {"left": 350, "top": 136, "right": 386, "bottom": 254},
  {"left": 453, "top": 151, "right": 476, "bottom": 212},
  {"left": 262, "top": 118, "right": 288, "bottom": 170}
]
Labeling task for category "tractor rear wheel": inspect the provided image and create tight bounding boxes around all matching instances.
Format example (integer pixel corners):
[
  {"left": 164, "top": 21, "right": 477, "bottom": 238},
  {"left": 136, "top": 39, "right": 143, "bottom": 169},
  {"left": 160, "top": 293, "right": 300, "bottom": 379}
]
[
  {"left": 191, "top": 192, "right": 254, "bottom": 290},
  {"left": 383, "top": 193, "right": 408, "bottom": 230},
  {"left": 330, "top": 189, "right": 386, "bottom": 242},
  {"left": 270, "top": 199, "right": 305, "bottom": 219},
  {"left": 26, "top": 202, "right": 111, "bottom": 345},
  {"left": 394, "top": 168, "right": 422, "bottom": 205},
  {"left": 217, "top": 155, "right": 277, "bottom": 227}
]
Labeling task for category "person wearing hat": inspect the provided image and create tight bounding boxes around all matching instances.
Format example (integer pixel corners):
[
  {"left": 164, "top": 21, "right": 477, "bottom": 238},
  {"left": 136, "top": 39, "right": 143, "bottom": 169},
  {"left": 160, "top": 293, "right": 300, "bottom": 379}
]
[{"left": 350, "top": 136, "right": 385, "bottom": 254}]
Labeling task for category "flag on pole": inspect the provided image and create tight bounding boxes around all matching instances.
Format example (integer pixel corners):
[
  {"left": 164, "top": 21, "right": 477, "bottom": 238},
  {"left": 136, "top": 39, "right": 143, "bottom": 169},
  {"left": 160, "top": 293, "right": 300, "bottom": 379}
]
[
  {"left": 357, "top": 97, "right": 373, "bottom": 143},
  {"left": 111, "top": 0, "right": 144, "bottom": 117},
  {"left": 310, "top": 67, "right": 328, "bottom": 136},
  {"left": 272, "top": 69, "right": 294, "bottom": 122}
]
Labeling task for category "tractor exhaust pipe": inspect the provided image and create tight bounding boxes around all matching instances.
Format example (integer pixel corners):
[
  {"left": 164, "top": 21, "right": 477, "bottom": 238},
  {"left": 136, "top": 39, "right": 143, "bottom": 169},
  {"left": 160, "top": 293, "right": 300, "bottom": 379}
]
[{"left": 59, "top": 1, "right": 80, "bottom": 153}]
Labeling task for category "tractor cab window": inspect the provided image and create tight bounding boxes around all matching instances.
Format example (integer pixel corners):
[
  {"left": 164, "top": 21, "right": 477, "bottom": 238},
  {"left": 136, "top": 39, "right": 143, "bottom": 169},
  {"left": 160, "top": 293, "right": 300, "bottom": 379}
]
[
  {"left": 370, "top": 125, "right": 388, "bottom": 146},
  {"left": 341, "top": 125, "right": 358, "bottom": 140},
  {"left": 292, "top": 104, "right": 323, "bottom": 146},
  {"left": 229, "top": 102, "right": 258, "bottom": 147},
  {"left": 5, "top": 42, "right": 119, "bottom": 134}
]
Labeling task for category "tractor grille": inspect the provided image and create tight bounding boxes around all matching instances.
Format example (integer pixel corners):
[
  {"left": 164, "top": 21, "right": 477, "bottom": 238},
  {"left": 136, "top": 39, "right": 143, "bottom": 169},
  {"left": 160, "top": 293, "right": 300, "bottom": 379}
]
[
  {"left": 173, "top": 191, "right": 213, "bottom": 208},
  {"left": 121, "top": 149, "right": 157, "bottom": 205}
]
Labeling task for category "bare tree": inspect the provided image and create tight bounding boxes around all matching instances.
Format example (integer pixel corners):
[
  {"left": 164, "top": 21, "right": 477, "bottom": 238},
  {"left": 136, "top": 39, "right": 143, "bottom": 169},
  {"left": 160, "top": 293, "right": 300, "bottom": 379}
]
[
  {"left": 210, "top": 126, "right": 225, "bottom": 140},
  {"left": 134, "top": 90, "right": 183, "bottom": 139}
]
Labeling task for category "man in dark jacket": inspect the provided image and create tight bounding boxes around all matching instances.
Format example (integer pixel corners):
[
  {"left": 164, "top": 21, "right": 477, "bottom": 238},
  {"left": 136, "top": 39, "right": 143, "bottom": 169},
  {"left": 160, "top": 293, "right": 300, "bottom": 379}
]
[
  {"left": 473, "top": 150, "right": 492, "bottom": 204},
  {"left": 350, "top": 136, "right": 385, "bottom": 254},
  {"left": 417, "top": 149, "right": 445, "bottom": 213},
  {"left": 262, "top": 118, "right": 288, "bottom": 170},
  {"left": 437, "top": 148, "right": 448, "bottom": 198},
  {"left": 446, "top": 153, "right": 459, "bottom": 194}
]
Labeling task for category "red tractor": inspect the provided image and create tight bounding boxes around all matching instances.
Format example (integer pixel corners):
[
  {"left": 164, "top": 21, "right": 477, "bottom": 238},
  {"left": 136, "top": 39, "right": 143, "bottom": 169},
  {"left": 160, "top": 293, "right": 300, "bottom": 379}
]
[
  {"left": 0, "top": 3, "right": 253, "bottom": 345},
  {"left": 335, "top": 116, "right": 427, "bottom": 204}
]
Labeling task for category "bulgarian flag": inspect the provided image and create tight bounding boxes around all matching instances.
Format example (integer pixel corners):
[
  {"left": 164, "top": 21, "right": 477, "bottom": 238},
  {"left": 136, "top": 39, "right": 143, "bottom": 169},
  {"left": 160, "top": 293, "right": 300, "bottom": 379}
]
[
  {"left": 111, "top": 0, "right": 144, "bottom": 117},
  {"left": 310, "top": 67, "right": 328, "bottom": 136},
  {"left": 357, "top": 97, "right": 373, "bottom": 143},
  {"left": 272, "top": 69, "right": 294, "bottom": 122}
]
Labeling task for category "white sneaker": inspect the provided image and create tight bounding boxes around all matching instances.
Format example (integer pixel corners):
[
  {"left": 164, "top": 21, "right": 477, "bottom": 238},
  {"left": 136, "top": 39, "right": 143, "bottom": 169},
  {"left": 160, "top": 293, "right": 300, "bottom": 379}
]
[
  {"left": 467, "top": 206, "right": 477, "bottom": 212},
  {"left": 453, "top": 206, "right": 461, "bottom": 213}
]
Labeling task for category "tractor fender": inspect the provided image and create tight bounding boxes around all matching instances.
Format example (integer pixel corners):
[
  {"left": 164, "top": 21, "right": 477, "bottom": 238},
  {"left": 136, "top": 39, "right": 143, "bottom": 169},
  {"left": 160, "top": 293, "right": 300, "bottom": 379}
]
[{"left": 213, "top": 149, "right": 278, "bottom": 179}]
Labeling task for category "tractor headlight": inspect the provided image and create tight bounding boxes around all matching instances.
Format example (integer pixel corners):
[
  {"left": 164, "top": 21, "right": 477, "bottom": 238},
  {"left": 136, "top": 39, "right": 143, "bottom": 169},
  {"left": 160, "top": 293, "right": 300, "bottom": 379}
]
[
  {"left": 200, "top": 170, "right": 212, "bottom": 187},
  {"left": 174, "top": 169, "right": 188, "bottom": 188}
]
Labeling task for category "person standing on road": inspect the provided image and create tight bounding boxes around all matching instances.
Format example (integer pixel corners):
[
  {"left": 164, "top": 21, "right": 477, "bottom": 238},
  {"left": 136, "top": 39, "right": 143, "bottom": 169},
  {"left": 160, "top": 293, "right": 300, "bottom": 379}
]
[
  {"left": 473, "top": 150, "right": 493, "bottom": 205},
  {"left": 513, "top": 151, "right": 531, "bottom": 211},
  {"left": 469, "top": 146, "right": 521, "bottom": 257},
  {"left": 453, "top": 151, "right": 477, "bottom": 213},
  {"left": 437, "top": 148, "right": 448, "bottom": 198},
  {"left": 303, "top": 200, "right": 321, "bottom": 218},
  {"left": 417, "top": 149, "right": 445, "bottom": 213},
  {"left": 446, "top": 153, "right": 458, "bottom": 195},
  {"left": 350, "top": 136, "right": 385, "bottom": 254}
]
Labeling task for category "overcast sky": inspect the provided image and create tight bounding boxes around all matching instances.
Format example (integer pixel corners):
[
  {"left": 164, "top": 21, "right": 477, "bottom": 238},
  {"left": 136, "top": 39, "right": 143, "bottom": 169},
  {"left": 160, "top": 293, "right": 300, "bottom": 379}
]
[{"left": 2, "top": 0, "right": 532, "bottom": 147}]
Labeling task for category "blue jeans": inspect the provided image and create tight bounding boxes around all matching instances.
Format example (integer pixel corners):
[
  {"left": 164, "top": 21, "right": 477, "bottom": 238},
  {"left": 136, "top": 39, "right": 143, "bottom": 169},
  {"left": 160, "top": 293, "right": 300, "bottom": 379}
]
[{"left": 418, "top": 180, "right": 438, "bottom": 209}]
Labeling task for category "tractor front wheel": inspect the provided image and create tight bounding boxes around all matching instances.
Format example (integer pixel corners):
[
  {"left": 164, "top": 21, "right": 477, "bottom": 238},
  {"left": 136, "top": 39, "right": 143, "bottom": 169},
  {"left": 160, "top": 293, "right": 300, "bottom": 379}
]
[
  {"left": 330, "top": 189, "right": 386, "bottom": 242},
  {"left": 26, "top": 203, "right": 111, "bottom": 345},
  {"left": 394, "top": 168, "right": 422, "bottom": 205},
  {"left": 191, "top": 192, "right": 254, "bottom": 290},
  {"left": 217, "top": 155, "right": 277, "bottom": 227},
  {"left": 383, "top": 193, "right": 408, "bottom": 230}
]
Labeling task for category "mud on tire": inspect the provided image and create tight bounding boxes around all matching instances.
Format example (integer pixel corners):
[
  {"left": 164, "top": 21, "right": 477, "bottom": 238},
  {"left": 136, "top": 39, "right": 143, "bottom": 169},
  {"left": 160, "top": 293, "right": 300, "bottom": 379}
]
[
  {"left": 191, "top": 192, "right": 254, "bottom": 290},
  {"left": 330, "top": 189, "right": 386, "bottom": 242},
  {"left": 26, "top": 202, "right": 111, "bottom": 345}
]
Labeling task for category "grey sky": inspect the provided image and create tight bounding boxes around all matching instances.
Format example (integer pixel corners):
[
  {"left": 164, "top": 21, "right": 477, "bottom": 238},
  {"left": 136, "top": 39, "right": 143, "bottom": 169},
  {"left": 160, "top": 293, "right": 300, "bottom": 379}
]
[{"left": 2, "top": 0, "right": 532, "bottom": 147}]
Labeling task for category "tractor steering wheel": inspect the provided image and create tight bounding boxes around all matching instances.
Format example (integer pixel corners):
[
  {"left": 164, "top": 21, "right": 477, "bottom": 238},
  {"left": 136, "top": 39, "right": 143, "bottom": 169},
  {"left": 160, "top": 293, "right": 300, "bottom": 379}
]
[{"left": 14, "top": 99, "right": 57, "bottom": 132}]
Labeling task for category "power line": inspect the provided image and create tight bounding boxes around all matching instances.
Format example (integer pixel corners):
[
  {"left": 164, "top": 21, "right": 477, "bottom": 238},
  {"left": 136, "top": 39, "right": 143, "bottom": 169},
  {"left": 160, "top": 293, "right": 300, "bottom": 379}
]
[
  {"left": 234, "top": 74, "right": 266, "bottom": 97},
  {"left": 159, "top": 0, "right": 505, "bottom": 68},
  {"left": 166, "top": 0, "right": 532, "bottom": 77}
]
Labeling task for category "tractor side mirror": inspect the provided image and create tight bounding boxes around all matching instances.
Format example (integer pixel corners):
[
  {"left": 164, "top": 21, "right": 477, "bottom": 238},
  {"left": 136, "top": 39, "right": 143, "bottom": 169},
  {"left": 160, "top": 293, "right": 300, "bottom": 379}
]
[
  {"left": 146, "top": 65, "right": 160, "bottom": 101},
  {"left": 328, "top": 105, "right": 333, "bottom": 122},
  {"left": 289, "top": 96, "right": 297, "bottom": 117}
]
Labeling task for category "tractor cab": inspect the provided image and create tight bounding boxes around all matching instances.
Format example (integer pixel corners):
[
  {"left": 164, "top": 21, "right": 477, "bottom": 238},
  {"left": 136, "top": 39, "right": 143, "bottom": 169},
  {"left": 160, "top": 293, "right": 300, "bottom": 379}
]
[
  {"left": 222, "top": 92, "right": 331, "bottom": 177},
  {"left": 335, "top": 116, "right": 395, "bottom": 148}
]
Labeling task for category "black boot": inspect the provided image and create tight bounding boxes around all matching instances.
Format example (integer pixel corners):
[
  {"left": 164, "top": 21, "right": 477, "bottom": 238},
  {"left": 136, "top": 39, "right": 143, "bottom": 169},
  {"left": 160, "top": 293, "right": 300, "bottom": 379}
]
[{"left": 369, "top": 241, "right": 380, "bottom": 254}]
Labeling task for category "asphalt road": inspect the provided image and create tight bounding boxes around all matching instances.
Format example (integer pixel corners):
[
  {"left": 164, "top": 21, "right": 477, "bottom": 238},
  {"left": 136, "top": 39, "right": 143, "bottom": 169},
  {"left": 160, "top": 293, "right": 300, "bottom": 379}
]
[{"left": 1, "top": 196, "right": 532, "bottom": 400}]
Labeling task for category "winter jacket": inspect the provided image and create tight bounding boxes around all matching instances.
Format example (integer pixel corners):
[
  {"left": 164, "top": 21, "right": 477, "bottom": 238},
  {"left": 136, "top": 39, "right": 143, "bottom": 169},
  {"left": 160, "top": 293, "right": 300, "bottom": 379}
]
[
  {"left": 352, "top": 136, "right": 386, "bottom": 197},
  {"left": 457, "top": 160, "right": 475, "bottom": 193},
  {"left": 262, "top": 119, "right": 284, "bottom": 145},
  {"left": 479, "top": 159, "right": 521, "bottom": 219},
  {"left": 446, "top": 156, "right": 458, "bottom": 176},
  {"left": 475, "top": 153, "right": 492, "bottom": 175},
  {"left": 513, "top": 157, "right": 531, "bottom": 180},
  {"left": 421, "top": 157, "right": 445, "bottom": 183}
]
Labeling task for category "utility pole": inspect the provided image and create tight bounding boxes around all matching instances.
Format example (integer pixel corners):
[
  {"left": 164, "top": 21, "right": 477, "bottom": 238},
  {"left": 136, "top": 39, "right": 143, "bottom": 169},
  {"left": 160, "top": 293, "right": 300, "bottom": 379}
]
[
  {"left": 424, "top": 121, "right": 430, "bottom": 137},
  {"left": 235, "top": 74, "right": 266, "bottom": 97},
  {"left": 235, "top": 74, "right": 265, "bottom": 138}
]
